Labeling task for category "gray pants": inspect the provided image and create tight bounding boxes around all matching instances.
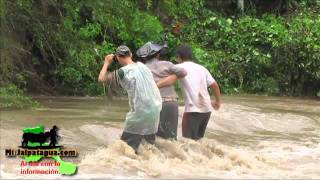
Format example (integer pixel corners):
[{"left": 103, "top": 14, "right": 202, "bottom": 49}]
[
  {"left": 157, "top": 101, "right": 179, "bottom": 140},
  {"left": 121, "top": 132, "right": 155, "bottom": 153},
  {"left": 182, "top": 112, "right": 211, "bottom": 140}
]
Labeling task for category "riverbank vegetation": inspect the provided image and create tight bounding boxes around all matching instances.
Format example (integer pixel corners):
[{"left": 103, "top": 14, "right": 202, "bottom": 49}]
[
  {"left": 1, "top": 0, "right": 319, "bottom": 108},
  {"left": 0, "top": 84, "right": 39, "bottom": 108}
]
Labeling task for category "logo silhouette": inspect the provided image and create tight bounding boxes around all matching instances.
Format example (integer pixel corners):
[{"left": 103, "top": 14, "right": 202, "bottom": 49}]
[{"left": 21, "top": 125, "right": 60, "bottom": 148}]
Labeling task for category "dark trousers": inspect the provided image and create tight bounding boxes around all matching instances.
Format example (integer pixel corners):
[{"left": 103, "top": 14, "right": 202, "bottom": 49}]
[
  {"left": 121, "top": 132, "right": 155, "bottom": 153},
  {"left": 157, "top": 101, "right": 179, "bottom": 140},
  {"left": 182, "top": 112, "right": 211, "bottom": 140}
]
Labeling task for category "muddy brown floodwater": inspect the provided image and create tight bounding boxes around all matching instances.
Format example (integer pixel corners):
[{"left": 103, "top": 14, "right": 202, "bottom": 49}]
[{"left": 1, "top": 95, "right": 319, "bottom": 179}]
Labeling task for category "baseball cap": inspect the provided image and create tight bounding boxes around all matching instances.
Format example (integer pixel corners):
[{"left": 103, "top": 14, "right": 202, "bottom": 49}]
[{"left": 115, "top": 45, "right": 131, "bottom": 56}]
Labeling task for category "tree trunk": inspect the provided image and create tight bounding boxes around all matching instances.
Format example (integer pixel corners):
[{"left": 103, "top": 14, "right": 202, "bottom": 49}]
[
  {"left": 237, "top": 0, "right": 244, "bottom": 11},
  {"left": 152, "top": 0, "right": 160, "bottom": 16}
]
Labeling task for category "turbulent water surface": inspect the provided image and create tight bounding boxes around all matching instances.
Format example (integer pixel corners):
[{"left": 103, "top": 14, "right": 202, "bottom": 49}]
[{"left": 1, "top": 95, "right": 319, "bottom": 179}]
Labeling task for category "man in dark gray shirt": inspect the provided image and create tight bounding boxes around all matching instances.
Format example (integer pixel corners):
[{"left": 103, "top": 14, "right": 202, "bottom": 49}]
[{"left": 137, "top": 42, "right": 187, "bottom": 139}]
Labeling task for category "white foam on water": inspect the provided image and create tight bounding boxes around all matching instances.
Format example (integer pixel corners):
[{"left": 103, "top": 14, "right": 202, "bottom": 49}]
[
  {"left": 1, "top": 96, "right": 319, "bottom": 179},
  {"left": 79, "top": 124, "right": 122, "bottom": 145},
  {"left": 254, "top": 140, "right": 320, "bottom": 177},
  {"left": 78, "top": 138, "right": 305, "bottom": 179},
  {"left": 201, "top": 104, "right": 318, "bottom": 134}
]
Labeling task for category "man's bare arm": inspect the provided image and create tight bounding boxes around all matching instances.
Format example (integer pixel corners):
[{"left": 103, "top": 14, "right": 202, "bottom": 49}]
[
  {"left": 170, "top": 65, "right": 187, "bottom": 78},
  {"left": 98, "top": 62, "right": 109, "bottom": 83},
  {"left": 156, "top": 74, "right": 178, "bottom": 88},
  {"left": 157, "top": 65, "right": 187, "bottom": 88},
  {"left": 98, "top": 54, "right": 114, "bottom": 83},
  {"left": 209, "top": 82, "right": 221, "bottom": 110}
]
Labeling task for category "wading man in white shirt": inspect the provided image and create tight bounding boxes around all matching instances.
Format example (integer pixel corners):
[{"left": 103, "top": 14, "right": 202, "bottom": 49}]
[{"left": 158, "top": 44, "right": 221, "bottom": 140}]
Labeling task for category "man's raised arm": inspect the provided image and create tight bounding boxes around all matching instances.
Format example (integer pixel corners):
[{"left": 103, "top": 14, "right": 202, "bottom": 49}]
[{"left": 98, "top": 54, "right": 114, "bottom": 83}]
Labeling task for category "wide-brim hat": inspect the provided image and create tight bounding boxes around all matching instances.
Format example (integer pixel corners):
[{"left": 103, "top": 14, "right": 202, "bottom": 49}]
[{"left": 136, "top": 42, "right": 167, "bottom": 58}]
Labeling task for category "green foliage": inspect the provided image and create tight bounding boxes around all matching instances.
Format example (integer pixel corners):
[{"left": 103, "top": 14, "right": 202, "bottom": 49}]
[
  {"left": 1, "top": 0, "right": 319, "bottom": 97},
  {"left": 126, "top": 12, "right": 163, "bottom": 47},
  {"left": 54, "top": 0, "right": 164, "bottom": 95},
  {"left": 271, "top": 13, "right": 320, "bottom": 95},
  {"left": 78, "top": 23, "right": 102, "bottom": 39},
  {"left": 178, "top": 4, "right": 319, "bottom": 95},
  {"left": 0, "top": 84, "right": 40, "bottom": 109}
]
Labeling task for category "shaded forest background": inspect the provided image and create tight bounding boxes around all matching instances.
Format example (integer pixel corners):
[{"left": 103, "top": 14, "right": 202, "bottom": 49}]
[{"left": 0, "top": 0, "right": 319, "bottom": 107}]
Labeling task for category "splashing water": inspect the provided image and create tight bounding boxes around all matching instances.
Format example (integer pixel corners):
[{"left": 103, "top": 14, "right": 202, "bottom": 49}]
[
  {"left": 79, "top": 138, "right": 273, "bottom": 178},
  {"left": 1, "top": 95, "right": 319, "bottom": 179}
]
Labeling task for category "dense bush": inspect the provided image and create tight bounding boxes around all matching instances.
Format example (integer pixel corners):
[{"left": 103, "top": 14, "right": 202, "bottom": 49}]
[
  {"left": 1, "top": 0, "right": 319, "bottom": 97},
  {"left": 58, "top": 0, "right": 164, "bottom": 95},
  {"left": 0, "top": 84, "right": 40, "bottom": 109},
  {"left": 171, "top": 2, "right": 320, "bottom": 95}
]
